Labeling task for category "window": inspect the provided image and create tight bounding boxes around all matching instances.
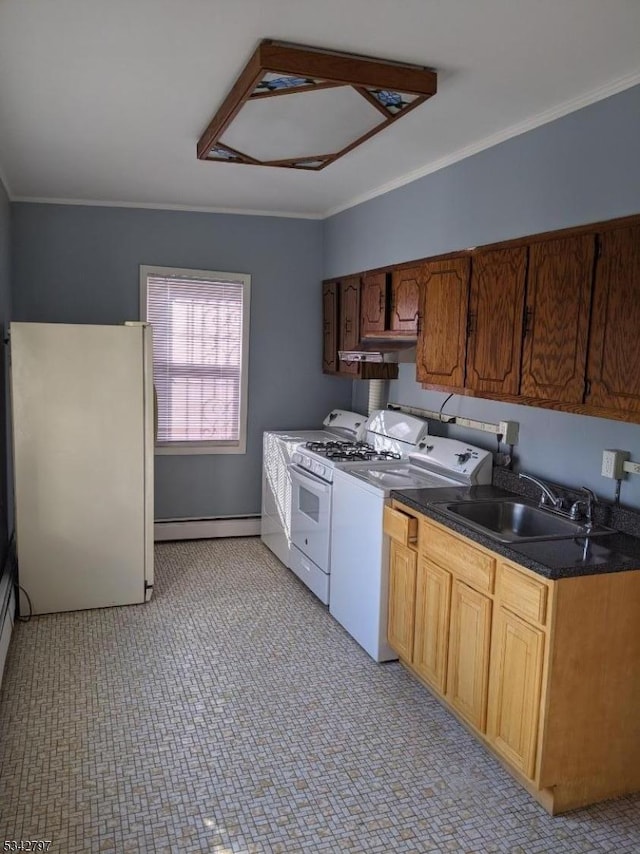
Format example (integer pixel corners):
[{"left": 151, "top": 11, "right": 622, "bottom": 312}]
[{"left": 140, "top": 266, "right": 250, "bottom": 454}]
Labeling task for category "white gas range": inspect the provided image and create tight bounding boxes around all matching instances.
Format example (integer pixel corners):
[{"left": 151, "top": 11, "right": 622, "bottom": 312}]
[
  {"left": 330, "top": 436, "right": 493, "bottom": 662},
  {"left": 290, "top": 409, "right": 431, "bottom": 482},
  {"left": 291, "top": 440, "right": 405, "bottom": 483},
  {"left": 287, "top": 410, "right": 431, "bottom": 605},
  {"left": 261, "top": 409, "right": 366, "bottom": 571}
]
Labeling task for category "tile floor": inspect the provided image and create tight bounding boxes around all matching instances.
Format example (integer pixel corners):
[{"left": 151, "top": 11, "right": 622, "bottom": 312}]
[{"left": 0, "top": 537, "right": 638, "bottom": 853}]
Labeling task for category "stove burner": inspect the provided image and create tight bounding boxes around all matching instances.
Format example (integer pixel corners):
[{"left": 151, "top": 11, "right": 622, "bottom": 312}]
[
  {"left": 305, "top": 440, "right": 352, "bottom": 452},
  {"left": 325, "top": 448, "right": 402, "bottom": 462},
  {"left": 302, "top": 439, "right": 401, "bottom": 464}
]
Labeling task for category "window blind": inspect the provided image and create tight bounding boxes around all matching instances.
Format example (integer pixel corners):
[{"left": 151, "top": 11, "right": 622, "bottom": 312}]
[{"left": 146, "top": 273, "right": 246, "bottom": 446}]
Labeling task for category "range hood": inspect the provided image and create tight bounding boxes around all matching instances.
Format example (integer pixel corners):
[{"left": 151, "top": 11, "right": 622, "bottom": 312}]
[{"left": 339, "top": 336, "right": 417, "bottom": 363}]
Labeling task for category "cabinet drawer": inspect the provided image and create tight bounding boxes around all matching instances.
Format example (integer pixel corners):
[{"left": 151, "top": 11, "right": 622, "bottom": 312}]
[
  {"left": 421, "top": 520, "right": 495, "bottom": 593},
  {"left": 497, "top": 563, "right": 548, "bottom": 626},
  {"left": 384, "top": 506, "right": 418, "bottom": 546}
]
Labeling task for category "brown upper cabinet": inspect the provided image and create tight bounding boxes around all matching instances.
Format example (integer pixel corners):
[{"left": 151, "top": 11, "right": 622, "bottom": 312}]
[
  {"left": 360, "top": 272, "right": 387, "bottom": 337},
  {"left": 520, "top": 234, "right": 595, "bottom": 403},
  {"left": 338, "top": 276, "right": 361, "bottom": 376},
  {"left": 323, "top": 212, "right": 640, "bottom": 423},
  {"left": 360, "top": 269, "right": 420, "bottom": 338},
  {"left": 416, "top": 257, "right": 470, "bottom": 390},
  {"left": 322, "top": 275, "right": 400, "bottom": 380},
  {"left": 390, "top": 268, "right": 421, "bottom": 335},
  {"left": 586, "top": 225, "right": 640, "bottom": 412},
  {"left": 465, "top": 246, "right": 528, "bottom": 397},
  {"left": 322, "top": 281, "right": 339, "bottom": 374}
]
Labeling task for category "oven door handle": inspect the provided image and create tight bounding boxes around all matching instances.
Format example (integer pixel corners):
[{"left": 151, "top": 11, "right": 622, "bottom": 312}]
[{"left": 288, "top": 464, "right": 332, "bottom": 494}]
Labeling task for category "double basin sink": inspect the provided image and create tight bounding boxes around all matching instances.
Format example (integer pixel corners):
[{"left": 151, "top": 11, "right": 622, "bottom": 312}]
[{"left": 431, "top": 497, "right": 616, "bottom": 544}]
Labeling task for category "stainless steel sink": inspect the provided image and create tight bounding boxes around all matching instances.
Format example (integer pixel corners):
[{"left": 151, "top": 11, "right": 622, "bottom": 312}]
[{"left": 430, "top": 498, "right": 616, "bottom": 543}]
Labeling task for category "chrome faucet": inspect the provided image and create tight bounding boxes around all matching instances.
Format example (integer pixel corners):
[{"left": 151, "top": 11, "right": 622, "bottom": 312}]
[
  {"left": 519, "top": 473, "right": 565, "bottom": 511},
  {"left": 570, "top": 487, "right": 597, "bottom": 528}
]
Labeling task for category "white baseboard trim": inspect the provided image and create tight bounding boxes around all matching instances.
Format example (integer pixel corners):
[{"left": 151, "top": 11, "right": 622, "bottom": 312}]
[{"left": 154, "top": 515, "right": 261, "bottom": 541}]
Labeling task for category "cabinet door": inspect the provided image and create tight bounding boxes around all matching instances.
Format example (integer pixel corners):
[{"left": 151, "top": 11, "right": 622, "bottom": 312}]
[
  {"left": 447, "top": 579, "right": 492, "bottom": 732},
  {"left": 413, "top": 558, "right": 452, "bottom": 694},
  {"left": 520, "top": 235, "right": 595, "bottom": 402},
  {"left": 487, "top": 608, "right": 545, "bottom": 779},
  {"left": 466, "top": 246, "right": 527, "bottom": 396},
  {"left": 416, "top": 257, "right": 470, "bottom": 390},
  {"left": 322, "top": 281, "right": 338, "bottom": 374},
  {"left": 586, "top": 225, "right": 640, "bottom": 412},
  {"left": 360, "top": 272, "right": 387, "bottom": 337},
  {"left": 339, "top": 276, "right": 361, "bottom": 376},
  {"left": 390, "top": 268, "right": 420, "bottom": 334},
  {"left": 387, "top": 541, "right": 417, "bottom": 661}
]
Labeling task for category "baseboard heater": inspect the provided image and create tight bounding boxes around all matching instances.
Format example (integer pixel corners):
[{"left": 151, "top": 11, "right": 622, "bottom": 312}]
[{"left": 154, "top": 515, "right": 261, "bottom": 542}]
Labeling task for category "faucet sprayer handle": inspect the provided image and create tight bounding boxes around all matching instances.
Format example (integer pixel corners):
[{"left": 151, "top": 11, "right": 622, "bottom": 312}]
[{"left": 575, "top": 487, "right": 597, "bottom": 525}]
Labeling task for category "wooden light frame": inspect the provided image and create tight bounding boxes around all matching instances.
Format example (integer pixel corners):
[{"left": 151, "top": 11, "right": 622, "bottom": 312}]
[{"left": 197, "top": 40, "right": 437, "bottom": 170}]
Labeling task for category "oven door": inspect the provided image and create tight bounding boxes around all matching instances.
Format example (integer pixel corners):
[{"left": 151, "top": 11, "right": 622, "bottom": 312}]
[{"left": 288, "top": 464, "right": 332, "bottom": 572}]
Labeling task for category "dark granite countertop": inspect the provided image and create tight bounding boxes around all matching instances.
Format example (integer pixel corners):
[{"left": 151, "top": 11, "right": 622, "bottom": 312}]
[{"left": 391, "top": 482, "right": 640, "bottom": 580}]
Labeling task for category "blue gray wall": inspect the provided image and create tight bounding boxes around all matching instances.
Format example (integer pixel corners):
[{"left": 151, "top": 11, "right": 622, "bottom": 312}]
[
  {"left": 325, "top": 84, "right": 640, "bottom": 509},
  {"left": 11, "top": 204, "right": 352, "bottom": 519},
  {"left": 0, "top": 176, "right": 11, "bottom": 563}
]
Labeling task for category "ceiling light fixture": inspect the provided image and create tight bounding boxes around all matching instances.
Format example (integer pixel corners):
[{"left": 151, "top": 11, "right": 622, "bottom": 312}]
[{"left": 196, "top": 40, "right": 437, "bottom": 171}]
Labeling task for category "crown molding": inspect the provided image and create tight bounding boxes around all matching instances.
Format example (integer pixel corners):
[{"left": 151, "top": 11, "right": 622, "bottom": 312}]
[
  {"left": 9, "top": 195, "right": 323, "bottom": 220},
  {"left": 323, "top": 69, "right": 640, "bottom": 218}
]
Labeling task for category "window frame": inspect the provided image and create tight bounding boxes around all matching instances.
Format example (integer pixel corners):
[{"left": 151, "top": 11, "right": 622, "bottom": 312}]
[{"left": 140, "top": 264, "right": 251, "bottom": 456}]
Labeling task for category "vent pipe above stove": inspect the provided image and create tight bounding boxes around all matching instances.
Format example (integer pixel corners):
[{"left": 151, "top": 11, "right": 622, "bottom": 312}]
[{"left": 368, "top": 379, "right": 386, "bottom": 415}]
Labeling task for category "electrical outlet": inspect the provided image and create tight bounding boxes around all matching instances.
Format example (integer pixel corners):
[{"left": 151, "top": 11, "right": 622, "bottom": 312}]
[
  {"left": 623, "top": 460, "right": 640, "bottom": 476},
  {"left": 601, "top": 449, "right": 629, "bottom": 479}
]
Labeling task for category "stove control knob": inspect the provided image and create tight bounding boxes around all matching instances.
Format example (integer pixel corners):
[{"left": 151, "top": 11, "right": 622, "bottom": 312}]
[{"left": 456, "top": 452, "right": 471, "bottom": 464}]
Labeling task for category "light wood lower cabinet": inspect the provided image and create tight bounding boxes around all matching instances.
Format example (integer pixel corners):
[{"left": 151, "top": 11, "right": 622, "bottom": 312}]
[
  {"left": 447, "top": 580, "right": 492, "bottom": 731},
  {"left": 487, "top": 607, "right": 545, "bottom": 778},
  {"left": 413, "top": 559, "right": 451, "bottom": 693},
  {"left": 387, "top": 541, "right": 417, "bottom": 661},
  {"left": 385, "top": 501, "right": 640, "bottom": 814}
]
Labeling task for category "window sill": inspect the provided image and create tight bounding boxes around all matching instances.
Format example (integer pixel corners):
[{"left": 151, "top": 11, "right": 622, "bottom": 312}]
[{"left": 154, "top": 443, "right": 246, "bottom": 456}]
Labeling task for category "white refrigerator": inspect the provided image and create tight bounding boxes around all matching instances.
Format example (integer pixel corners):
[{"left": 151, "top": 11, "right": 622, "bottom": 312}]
[{"left": 10, "top": 322, "right": 154, "bottom": 615}]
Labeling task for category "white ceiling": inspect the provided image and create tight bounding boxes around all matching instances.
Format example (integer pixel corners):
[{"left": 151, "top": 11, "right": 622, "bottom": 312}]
[{"left": 0, "top": 0, "right": 639, "bottom": 218}]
